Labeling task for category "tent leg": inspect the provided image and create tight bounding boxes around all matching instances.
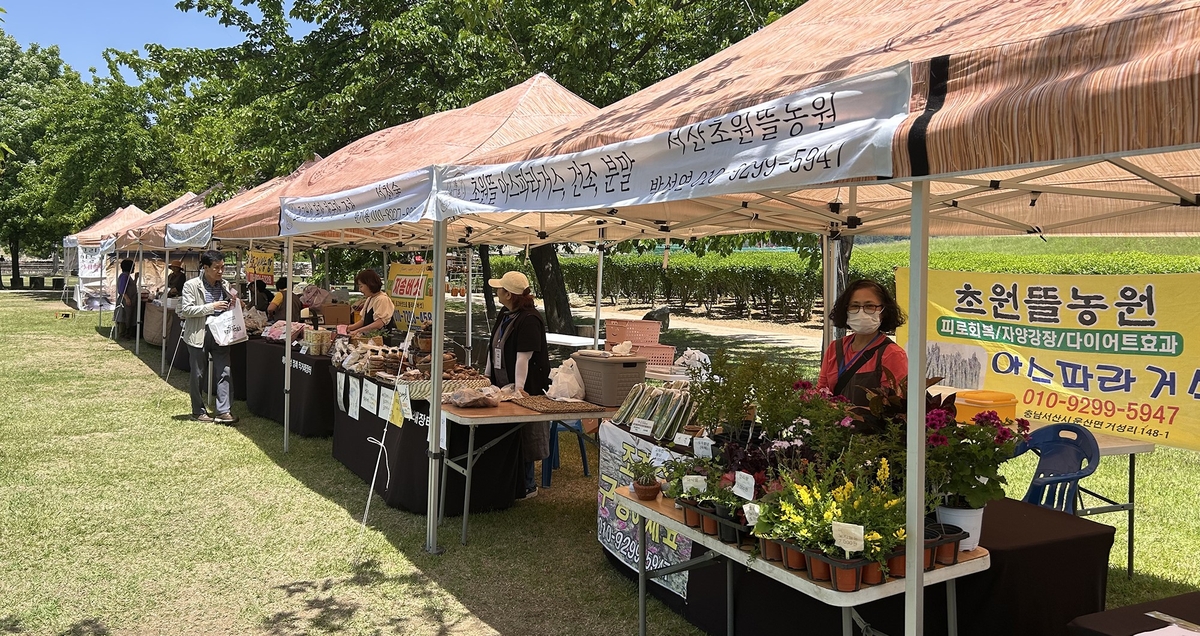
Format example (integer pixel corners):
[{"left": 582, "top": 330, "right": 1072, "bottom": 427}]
[
  {"left": 425, "top": 219, "right": 448, "bottom": 555},
  {"left": 594, "top": 238, "right": 604, "bottom": 349},
  {"left": 136, "top": 247, "right": 144, "bottom": 356},
  {"left": 904, "top": 180, "right": 931, "bottom": 636},
  {"left": 465, "top": 248, "right": 473, "bottom": 366},
  {"left": 284, "top": 238, "right": 294, "bottom": 453},
  {"left": 162, "top": 249, "right": 170, "bottom": 376}
]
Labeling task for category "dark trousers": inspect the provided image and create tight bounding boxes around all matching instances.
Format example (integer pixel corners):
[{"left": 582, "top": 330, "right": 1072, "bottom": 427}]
[{"left": 188, "top": 331, "right": 231, "bottom": 416}]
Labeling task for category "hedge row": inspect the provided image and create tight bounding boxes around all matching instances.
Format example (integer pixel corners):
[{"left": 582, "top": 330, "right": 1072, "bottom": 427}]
[{"left": 489, "top": 250, "right": 1200, "bottom": 318}]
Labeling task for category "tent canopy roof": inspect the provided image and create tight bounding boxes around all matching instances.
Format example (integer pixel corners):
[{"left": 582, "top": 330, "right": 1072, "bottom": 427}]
[
  {"left": 71, "top": 205, "right": 149, "bottom": 246},
  {"left": 450, "top": 0, "right": 1200, "bottom": 239}
]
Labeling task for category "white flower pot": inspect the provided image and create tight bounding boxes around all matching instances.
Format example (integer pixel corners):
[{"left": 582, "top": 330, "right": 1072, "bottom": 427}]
[{"left": 937, "top": 505, "right": 985, "bottom": 551}]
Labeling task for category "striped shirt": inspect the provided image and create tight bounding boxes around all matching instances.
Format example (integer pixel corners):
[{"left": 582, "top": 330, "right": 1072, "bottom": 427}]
[{"left": 202, "top": 277, "right": 228, "bottom": 315}]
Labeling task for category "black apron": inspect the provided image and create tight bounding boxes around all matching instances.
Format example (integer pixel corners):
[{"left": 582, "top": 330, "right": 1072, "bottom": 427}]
[
  {"left": 363, "top": 294, "right": 396, "bottom": 331},
  {"left": 833, "top": 335, "right": 894, "bottom": 434}
]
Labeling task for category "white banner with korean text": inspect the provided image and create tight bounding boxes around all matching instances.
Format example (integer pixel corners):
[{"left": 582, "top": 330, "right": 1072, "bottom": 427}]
[
  {"left": 165, "top": 217, "right": 213, "bottom": 249},
  {"left": 435, "top": 63, "right": 911, "bottom": 218},
  {"left": 278, "top": 167, "right": 434, "bottom": 237}
]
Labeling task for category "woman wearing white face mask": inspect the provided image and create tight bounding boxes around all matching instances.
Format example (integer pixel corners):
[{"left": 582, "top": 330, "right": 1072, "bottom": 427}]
[{"left": 818, "top": 280, "right": 909, "bottom": 419}]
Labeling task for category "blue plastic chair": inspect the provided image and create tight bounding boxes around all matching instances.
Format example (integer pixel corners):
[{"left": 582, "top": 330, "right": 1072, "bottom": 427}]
[
  {"left": 1013, "top": 424, "right": 1100, "bottom": 514},
  {"left": 542, "top": 419, "right": 590, "bottom": 487}
]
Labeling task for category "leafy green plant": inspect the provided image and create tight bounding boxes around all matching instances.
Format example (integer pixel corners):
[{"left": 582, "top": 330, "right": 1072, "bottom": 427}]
[
  {"left": 627, "top": 456, "right": 660, "bottom": 487},
  {"left": 925, "top": 409, "right": 1030, "bottom": 509}
]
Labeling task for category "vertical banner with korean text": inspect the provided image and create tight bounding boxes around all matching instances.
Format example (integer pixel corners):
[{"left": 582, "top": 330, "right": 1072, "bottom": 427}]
[
  {"left": 246, "top": 251, "right": 277, "bottom": 284},
  {"left": 897, "top": 269, "right": 1200, "bottom": 450},
  {"left": 598, "top": 422, "right": 693, "bottom": 598},
  {"left": 386, "top": 263, "right": 434, "bottom": 330}
]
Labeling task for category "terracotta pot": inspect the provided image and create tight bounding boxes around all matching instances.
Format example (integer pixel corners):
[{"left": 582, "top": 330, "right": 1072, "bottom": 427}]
[
  {"left": 861, "top": 561, "right": 884, "bottom": 585},
  {"left": 783, "top": 544, "right": 806, "bottom": 570},
  {"left": 928, "top": 523, "right": 965, "bottom": 565},
  {"left": 682, "top": 505, "right": 702, "bottom": 528},
  {"left": 805, "top": 552, "right": 832, "bottom": 581},
  {"left": 829, "top": 559, "right": 864, "bottom": 592},
  {"left": 633, "top": 482, "right": 660, "bottom": 501},
  {"left": 887, "top": 552, "right": 906, "bottom": 578},
  {"left": 699, "top": 503, "right": 719, "bottom": 535},
  {"left": 760, "top": 538, "right": 783, "bottom": 562}
]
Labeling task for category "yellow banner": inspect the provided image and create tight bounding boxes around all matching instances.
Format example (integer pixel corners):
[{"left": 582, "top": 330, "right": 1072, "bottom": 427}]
[
  {"left": 386, "top": 263, "right": 434, "bottom": 330},
  {"left": 246, "top": 251, "right": 276, "bottom": 284},
  {"left": 897, "top": 268, "right": 1200, "bottom": 451}
]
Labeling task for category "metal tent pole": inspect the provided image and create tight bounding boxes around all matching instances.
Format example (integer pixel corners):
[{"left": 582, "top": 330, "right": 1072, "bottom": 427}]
[
  {"left": 324, "top": 248, "right": 330, "bottom": 291},
  {"left": 424, "top": 219, "right": 448, "bottom": 555},
  {"left": 465, "top": 247, "right": 473, "bottom": 366},
  {"left": 821, "top": 234, "right": 834, "bottom": 354},
  {"left": 904, "top": 180, "right": 931, "bottom": 636},
  {"left": 161, "top": 249, "right": 170, "bottom": 377},
  {"left": 594, "top": 237, "right": 604, "bottom": 349},
  {"left": 284, "top": 238, "right": 294, "bottom": 453},
  {"left": 136, "top": 246, "right": 144, "bottom": 356}
]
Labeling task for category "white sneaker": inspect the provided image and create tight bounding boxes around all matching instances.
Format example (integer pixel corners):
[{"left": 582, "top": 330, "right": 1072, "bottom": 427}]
[{"left": 521, "top": 487, "right": 538, "bottom": 499}]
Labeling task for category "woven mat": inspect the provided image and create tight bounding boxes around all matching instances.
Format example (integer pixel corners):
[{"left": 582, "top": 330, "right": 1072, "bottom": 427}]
[{"left": 513, "top": 396, "right": 608, "bottom": 414}]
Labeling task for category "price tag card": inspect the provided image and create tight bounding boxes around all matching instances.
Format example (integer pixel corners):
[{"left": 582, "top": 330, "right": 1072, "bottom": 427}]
[
  {"left": 300, "top": 345, "right": 309, "bottom": 355},
  {"left": 832, "top": 521, "right": 865, "bottom": 555},
  {"left": 681, "top": 475, "right": 707, "bottom": 494},
  {"left": 650, "top": 446, "right": 672, "bottom": 467},
  {"left": 629, "top": 418, "right": 654, "bottom": 436},
  {"left": 672, "top": 433, "right": 692, "bottom": 447},
  {"left": 732, "top": 471, "right": 755, "bottom": 500},
  {"left": 378, "top": 387, "right": 395, "bottom": 418},
  {"left": 693, "top": 437, "right": 714, "bottom": 459},
  {"left": 360, "top": 380, "right": 379, "bottom": 416},
  {"left": 397, "top": 384, "right": 413, "bottom": 420},
  {"left": 336, "top": 372, "right": 347, "bottom": 412},
  {"left": 743, "top": 503, "right": 761, "bottom": 526},
  {"left": 439, "top": 411, "right": 449, "bottom": 451},
  {"left": 348, "top": 377, "right": 361, "bottom": 420}
]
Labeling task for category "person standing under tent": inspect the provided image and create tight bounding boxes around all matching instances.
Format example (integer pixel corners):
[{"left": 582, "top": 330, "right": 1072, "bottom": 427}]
[
  {"left": 346, "top": 269, "right": 396, "bottom": 336},
  {"left": 818, "top": 279, "right": 909, "bottom": 431},
  {"left": 166, "top": 260, "right": 186, "bottom": 298},
  {"left": 266, "top": 277, "right": 303, "bottom": 323},
  {"left": 485, "top": 271, "right": 551, "bottom": 499},
  {"left": 115, "top": 258, "right": 138, "bottom": 339},
  {"left": 178, "top": 250, "right": 239, "bottom": 425},
  {"left": 252, "top": 280, "right": 272, "bottom": 313}
]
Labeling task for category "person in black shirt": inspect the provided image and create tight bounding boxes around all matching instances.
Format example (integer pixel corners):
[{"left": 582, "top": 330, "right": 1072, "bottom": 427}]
[{"left": 486, "top": 270, "right": 551, "bottom": 499}]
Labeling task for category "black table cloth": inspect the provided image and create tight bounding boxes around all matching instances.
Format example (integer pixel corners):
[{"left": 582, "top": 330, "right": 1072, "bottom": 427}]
[
  {"left": 1069, "top": 592, "right": 1200, "bottom": 636},
  {"left": 245, "top": 339, "right": 335, "bottom": 437},
  {"left": 166, "top": 318, "right": 248, "bottom": 400},
  {"left": 330, "top": 369, "right": 522, "bottom": 515},
  {"left": 608, "top": 497, "right": 1114, "bottom": 636}
]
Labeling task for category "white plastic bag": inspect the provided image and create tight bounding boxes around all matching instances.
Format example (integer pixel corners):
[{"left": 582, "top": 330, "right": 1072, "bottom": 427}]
[
  {"left": 546, "top": 358, "right": 587, "bottom": 400},
  {"left": 206, "top": 303, "right": 249, "bottom": 346}
]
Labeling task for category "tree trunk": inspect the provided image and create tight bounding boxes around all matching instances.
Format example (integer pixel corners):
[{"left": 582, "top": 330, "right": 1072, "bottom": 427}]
[
  {"left": 529, "top": 244, "right": 574, "bottom": 335},
  {"left": 9, "top": 238, "right": 19, "bottom": 282},
  {"left": 479, "top": 245, "right": 497, "bottom": 321}
]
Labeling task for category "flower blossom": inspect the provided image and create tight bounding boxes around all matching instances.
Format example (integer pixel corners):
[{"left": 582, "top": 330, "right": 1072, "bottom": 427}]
[
  {"left": 972, "top": 410, "right": 1004, "bottom": 428},
  {"left": 994, "top": 426, "right": 1016, "bottom": 444},
  {"left": 925, "top": 409, "right": 952, "bottom": 430},
  {"left": 927, "top": 433, "right": 949, "bottom": 447},
  {"left": 793, "top": 379, "right": 814, "bottom": 391},
  {"left": 839, "top": 416, "right": 854, "bottom": 428}
]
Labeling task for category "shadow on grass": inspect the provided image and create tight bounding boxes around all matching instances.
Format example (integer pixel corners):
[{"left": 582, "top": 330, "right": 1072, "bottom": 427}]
[
  {"left": 56, "top": 619, "right": 110, "bottom": 636},
  {"left": 0, "top": 615, "right": 23, "bottom": 633},
  {"left": 262, "top": 560, "right": 477, "bottom": 636},
  {"left": 1107, "top": 567, "right": 1200, "bottom": 608},
  {"left": 659, "top": 327, "right": 822, "bottom": 370}
]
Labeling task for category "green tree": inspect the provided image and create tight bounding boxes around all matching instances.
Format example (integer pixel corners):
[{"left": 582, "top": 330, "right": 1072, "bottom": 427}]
[{"left": 0, "top": 29, "right": 75, "bottom": 280}]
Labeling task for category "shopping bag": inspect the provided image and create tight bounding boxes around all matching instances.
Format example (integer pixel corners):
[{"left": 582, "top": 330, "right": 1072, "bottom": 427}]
[
  {"left": 207, "top": 302, "right": 249, "bottom": 346},
  {"left": 546, "top": 358, "right": 586, "bottom": 400}
]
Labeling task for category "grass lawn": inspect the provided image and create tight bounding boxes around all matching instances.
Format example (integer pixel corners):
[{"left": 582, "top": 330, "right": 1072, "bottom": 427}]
[{"left": 1, "top": 290, "right": 1197, "bottom": 634}]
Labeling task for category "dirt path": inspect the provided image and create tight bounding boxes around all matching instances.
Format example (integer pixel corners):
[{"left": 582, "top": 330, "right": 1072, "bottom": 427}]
[{"left": 569, "top": 302, "right": 825, "bottom": 352}]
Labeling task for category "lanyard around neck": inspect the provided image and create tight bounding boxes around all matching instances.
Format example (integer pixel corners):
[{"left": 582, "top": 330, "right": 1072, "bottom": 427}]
[{"left": 837, "top": 333, "right": 884, "bottom": 377}]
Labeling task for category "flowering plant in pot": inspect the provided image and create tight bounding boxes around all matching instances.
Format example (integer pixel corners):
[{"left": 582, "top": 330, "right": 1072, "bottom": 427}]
[
  {"left": 836, "top": 458, "right": 906, "bottom": 582},
  {"left": 925, "top": 408, "right": 1030, "bottom": 550}
]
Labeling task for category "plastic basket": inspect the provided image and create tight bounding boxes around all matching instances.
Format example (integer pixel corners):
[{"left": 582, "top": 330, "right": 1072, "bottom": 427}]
[
  {"left": 570, "top": 353, "right": 647, "bottom": 407},
  {"left": 630, "top": 343, "right": 676, "bottom": 366},
  {"left": 604, "top": 319, "right": 660, "bottom": 344},
  {"left": 956, "top": 390, "right": 1017, "bottom": 422}
]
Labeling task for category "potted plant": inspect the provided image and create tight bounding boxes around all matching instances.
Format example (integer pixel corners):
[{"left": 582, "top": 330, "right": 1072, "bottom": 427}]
[
  {"left": 628, "top": 457, "right": 662, "bottom": 501},
  {"left": 925, "top": 408, "right": 1030, "bottom": 550}
]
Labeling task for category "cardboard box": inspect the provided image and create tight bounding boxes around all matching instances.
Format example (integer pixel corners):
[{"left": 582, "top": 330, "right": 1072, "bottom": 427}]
[{"left": 319, "top": 303, "right": 352, "bottom": 325}]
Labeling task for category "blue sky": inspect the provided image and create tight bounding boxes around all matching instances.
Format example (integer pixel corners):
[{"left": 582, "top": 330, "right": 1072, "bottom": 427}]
[{"left": 1, "top": 0, "right": 312, "bottom": 78}]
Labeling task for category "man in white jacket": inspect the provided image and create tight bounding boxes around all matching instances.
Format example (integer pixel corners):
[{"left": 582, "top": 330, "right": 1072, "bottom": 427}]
[{"left": 178, "top": 251, "right": 239, "bottom": 424}]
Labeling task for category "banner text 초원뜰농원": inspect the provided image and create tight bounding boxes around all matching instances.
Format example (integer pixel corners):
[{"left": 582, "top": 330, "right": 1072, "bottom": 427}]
[{"left": 897, "top": 269, "right": 1200, "bottom": 450}]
